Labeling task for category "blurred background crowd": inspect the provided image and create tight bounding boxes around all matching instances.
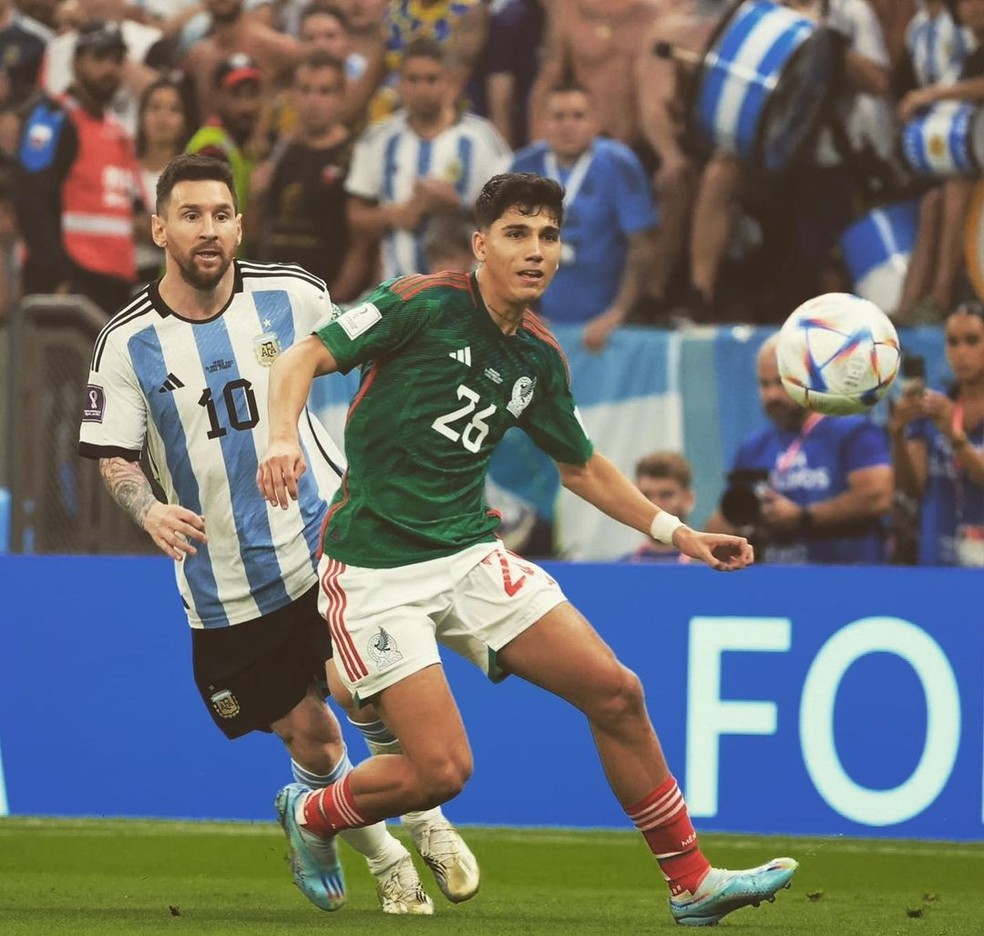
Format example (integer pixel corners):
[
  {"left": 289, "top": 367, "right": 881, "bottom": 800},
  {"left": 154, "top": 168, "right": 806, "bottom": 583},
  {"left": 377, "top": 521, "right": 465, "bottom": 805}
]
[
  {"left": 3, "top": 0, "right": 984, "bottom": 569},
  {"left": 7, "top": 0, "right": 984, "bottom": 327}
]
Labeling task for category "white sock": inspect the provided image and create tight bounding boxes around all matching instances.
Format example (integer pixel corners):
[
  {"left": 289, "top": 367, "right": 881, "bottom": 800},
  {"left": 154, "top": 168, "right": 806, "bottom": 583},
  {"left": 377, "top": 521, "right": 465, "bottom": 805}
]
[{"left": 291, "top": 751, "right": 406, "bottom": 876}]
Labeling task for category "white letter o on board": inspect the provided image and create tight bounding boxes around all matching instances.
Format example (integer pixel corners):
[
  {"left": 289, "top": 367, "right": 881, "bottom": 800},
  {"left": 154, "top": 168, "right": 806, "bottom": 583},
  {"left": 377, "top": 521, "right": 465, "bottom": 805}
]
[{"left": 800, "top": 617, "right": 960, "bottom": 826}]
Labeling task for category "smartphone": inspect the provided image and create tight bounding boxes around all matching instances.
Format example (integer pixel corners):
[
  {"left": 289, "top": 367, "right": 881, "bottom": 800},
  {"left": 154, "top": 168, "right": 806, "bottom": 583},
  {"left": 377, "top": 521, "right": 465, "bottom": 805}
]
[{"left": 900, "top": 354, "right": 926, "bottom": 397}]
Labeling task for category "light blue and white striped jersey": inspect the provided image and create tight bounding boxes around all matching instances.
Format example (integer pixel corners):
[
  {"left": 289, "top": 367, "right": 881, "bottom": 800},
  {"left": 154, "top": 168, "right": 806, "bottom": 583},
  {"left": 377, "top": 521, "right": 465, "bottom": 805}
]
[
  {"left": 345, "top": 110, "right": 510, "bottom": 279},
  {"left": 79, "top": 261, "right": 345, "bottom": 629},
  {"left": 906, "top": 3, "right": 976, "bottom": 88}
]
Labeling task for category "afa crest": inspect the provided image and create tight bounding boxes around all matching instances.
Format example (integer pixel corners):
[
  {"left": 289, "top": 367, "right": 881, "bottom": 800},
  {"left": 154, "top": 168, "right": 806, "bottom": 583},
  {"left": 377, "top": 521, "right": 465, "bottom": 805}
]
[
  {"left": 210, "top": 689, "right": 240, "bottom": 719},
  {"left": 253, "top": 332, "right": 281, "bottom": 366}
]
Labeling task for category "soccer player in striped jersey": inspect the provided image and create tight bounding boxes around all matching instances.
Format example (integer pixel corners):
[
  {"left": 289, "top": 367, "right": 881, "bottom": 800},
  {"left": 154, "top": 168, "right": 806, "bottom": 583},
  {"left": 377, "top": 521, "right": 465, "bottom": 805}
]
[
  {"left": 78, "top": 153, "right": 479, "bottom": 915},
  {"left": 258, "top": 171, "right": 801, "bottom": 927}
]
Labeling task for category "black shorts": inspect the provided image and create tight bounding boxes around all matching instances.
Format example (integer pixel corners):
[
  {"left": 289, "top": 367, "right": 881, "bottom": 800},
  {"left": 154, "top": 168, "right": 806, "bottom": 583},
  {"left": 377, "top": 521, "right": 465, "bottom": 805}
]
[{"left": 191, "top": 585, "right": 332, "bottom": 739}]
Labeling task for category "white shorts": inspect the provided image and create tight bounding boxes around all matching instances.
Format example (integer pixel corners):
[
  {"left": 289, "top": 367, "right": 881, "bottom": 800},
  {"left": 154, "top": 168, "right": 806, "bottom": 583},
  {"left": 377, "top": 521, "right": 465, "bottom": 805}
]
[{"left": 318, "top": 542, "right": 568, "bottom": 703}]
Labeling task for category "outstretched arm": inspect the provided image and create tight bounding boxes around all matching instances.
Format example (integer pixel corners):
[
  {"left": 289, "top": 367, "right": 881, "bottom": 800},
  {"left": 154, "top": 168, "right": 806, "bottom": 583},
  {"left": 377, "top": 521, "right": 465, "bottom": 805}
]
[
  {"left": 257, "top": 336, "right": 340, "bottom": 508},
  {"left": 99, "top": 456, "right": 207, "bottom": 561},
  {"left": 557, "top": 452, "right": 754, "bottom": 571}
]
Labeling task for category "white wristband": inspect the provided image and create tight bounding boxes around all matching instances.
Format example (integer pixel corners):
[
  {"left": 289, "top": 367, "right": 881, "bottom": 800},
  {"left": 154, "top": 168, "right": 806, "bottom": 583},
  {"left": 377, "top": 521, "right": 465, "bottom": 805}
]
[{"left": 650, "top": 511, "right": 684, "bottom": 545}]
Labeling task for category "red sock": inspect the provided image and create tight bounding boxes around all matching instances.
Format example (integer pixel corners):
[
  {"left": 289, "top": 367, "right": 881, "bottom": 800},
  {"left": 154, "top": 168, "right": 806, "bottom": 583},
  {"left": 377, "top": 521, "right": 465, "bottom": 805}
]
[
  {"left": 301, "top": 774, "right": 378, "bottom": 836},
  {"left": 626, "top": 776, "right": 711, "bottom": 896}
]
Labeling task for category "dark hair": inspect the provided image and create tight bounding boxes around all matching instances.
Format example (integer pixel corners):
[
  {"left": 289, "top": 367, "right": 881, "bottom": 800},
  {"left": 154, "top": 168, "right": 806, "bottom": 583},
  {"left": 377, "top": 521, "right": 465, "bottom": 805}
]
[
  {"left": 155, "top": 154, "right": 236, "bottom": 214},
  {"left": 474, "top": 172, "right": 565, "bottom": 229},
  {"left": 295, "top": 50, "right": 347, "bottom": 82},
  {"left": 635, "top": 451, "right": 692, "bottom": 488},
  {"left": 135, "top": 76, "right": 190, "bottom": 159},
  {"left": 423, "top": 210, "right": 474, "bottom": 268},
  {"left": 402, "top": 36, "right": 445, "bottom": 67},
  {"left": 300, "top": 1, "right": 350, "bottom": 32},
  {"left": 74, "top": 20, "right": 127, "bottom": 58},
  {"left": 949, "top": 300, "right": 984, "bottom": 321},
  {"left": 547, "top": 79, "right": 592, "bottom": 100}
]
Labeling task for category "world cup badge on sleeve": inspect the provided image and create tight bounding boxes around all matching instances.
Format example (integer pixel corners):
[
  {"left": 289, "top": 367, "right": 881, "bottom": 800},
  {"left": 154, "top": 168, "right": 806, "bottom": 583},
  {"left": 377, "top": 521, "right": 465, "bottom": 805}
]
[
  {"left": 82, "top": 384, "right": 105, "bottom": 423},
  {"left": 253, "top": 332, "right": 281, "bottom": 366}
]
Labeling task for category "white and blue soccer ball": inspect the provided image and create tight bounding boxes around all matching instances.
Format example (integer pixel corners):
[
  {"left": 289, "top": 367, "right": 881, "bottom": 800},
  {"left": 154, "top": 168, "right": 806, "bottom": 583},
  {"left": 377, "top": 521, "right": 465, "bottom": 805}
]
[{"left": 776, "top": 293, "right": 901, "bottom": 416}]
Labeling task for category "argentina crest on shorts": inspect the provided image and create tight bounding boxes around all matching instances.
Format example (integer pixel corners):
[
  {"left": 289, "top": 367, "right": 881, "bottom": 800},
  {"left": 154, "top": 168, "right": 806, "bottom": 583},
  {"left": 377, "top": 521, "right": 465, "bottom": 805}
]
[{"left": 210, "top": 688, "right": 240, "bottom": 719}]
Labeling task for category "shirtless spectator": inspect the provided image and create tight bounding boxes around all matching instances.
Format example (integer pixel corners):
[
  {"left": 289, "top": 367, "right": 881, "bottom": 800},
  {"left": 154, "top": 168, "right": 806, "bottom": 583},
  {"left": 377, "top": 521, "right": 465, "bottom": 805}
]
[
  {"left": 182, "top": 0, "right": 303, "bottom": 124},
  {"left": 637, "top": 0, "right": 720, "bottom": 318},
  {"left": 529, "top": 0, "right": 660, "bottom": 153},
  {"left": 257, "top": 3, "right": 361, "bottom": 151},
  {"left": 869, "top": 0, "right": 919, "bottom": 71},
  {"left": 335, "top": 0, "right": 387, "bottom": 75},
  {"left": 641, "top": 0, "right": 890, "bottom": 321}
]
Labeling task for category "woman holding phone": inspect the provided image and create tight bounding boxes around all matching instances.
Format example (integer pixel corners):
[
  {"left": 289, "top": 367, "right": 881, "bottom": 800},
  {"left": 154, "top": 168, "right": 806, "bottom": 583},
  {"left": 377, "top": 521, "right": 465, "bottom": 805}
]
[{"left": 891, "top": 301, "right": 984, "bottom": 565}]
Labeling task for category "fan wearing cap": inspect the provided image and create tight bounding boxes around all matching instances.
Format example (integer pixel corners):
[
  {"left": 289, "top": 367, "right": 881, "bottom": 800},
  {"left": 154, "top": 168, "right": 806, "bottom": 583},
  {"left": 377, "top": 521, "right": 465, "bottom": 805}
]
[
  {"left": 15, "top": 19, "right": 141, "bottom": 314},
  {"left": 186, "top": 53, "right": 263, "bottom": 255}
]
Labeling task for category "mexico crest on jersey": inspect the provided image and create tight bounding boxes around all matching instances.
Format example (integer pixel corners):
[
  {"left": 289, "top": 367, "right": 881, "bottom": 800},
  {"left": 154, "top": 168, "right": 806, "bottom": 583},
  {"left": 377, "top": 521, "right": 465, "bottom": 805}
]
[
  {"left": 253, "top": 331, "right": 281, "bottom": 366},
  {"left": 507, "top": 376, "right": 536, "bottom": 418}
]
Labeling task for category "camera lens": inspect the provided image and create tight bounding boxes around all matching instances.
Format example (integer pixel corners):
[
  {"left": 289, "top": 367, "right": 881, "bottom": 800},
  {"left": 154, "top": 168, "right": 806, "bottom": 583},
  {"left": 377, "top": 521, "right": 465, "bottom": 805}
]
[{"left": 720, "top": 485, "right": 763, "bottom": 527}]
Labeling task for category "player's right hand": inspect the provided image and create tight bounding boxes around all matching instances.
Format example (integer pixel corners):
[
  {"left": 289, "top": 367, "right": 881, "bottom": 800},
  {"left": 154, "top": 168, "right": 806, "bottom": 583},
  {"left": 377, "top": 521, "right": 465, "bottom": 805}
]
[
  {"left": 144, "top": 503, "right": 207, "bottom": 562},
  {"left": 257, "top": 440, "right": 307, "bottom": 509}
]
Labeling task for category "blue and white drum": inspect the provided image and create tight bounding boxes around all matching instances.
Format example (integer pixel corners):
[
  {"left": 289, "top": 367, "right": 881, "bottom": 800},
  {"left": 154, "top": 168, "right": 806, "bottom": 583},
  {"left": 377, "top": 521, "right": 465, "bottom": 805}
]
[
  {"left": 840, "top": 200, "right": 920, "bottom": 316},
  {"left": 691, "top": 0, "right": 839, "bottom": 172},
  {"left": 901, "top": 102, "right": 984, "bottom": 177}
]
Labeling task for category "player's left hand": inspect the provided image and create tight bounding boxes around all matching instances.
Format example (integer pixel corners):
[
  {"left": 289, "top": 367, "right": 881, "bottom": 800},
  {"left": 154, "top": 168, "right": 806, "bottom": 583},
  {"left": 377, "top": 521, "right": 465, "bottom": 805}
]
[
  {"left": 674, "top": 528, "right": 754, "bottom": 571},
  {"left": 256, "top": 439, "right": 307, "bottom": 509}
]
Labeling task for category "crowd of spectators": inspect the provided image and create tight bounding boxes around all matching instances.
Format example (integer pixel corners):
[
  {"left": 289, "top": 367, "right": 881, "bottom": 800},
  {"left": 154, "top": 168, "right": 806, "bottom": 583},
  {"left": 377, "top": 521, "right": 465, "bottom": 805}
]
[
  {"left": 6, "top": 0, "right": 984, "bottom": 328},
  {"left": 2, "top": 0, "right": 984, "bottom": 569}
]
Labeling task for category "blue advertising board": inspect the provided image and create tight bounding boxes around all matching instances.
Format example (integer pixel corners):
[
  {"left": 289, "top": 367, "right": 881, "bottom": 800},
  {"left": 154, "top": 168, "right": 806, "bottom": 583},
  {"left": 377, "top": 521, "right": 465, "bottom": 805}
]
[{"left": 0, "top": 556, "right": 980, "bottom": 840}]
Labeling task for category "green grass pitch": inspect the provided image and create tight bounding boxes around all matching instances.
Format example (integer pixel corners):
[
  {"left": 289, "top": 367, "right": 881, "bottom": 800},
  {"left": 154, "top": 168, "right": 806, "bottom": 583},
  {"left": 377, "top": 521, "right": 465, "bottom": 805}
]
[{"left": 2, "top": 818, "right": 983, "bottom": 935}]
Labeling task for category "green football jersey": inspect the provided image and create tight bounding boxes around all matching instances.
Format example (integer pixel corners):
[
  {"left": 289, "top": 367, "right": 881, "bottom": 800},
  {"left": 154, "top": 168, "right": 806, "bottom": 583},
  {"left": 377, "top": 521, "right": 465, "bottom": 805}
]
[{"left": 315, "top": 270, "right": 594, "bottom": 567}]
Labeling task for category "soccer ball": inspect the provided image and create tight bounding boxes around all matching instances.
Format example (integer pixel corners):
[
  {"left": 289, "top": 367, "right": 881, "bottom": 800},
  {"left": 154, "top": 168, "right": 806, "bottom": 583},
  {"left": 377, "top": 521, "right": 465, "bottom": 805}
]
[{"left": 776, "top": 293, "right": 901, "bottom": 416}]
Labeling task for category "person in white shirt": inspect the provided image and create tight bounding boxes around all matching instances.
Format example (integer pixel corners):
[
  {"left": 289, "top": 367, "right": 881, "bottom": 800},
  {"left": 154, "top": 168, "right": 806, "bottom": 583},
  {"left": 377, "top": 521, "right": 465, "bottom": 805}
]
[{"left": 346, "top": 36, "right": 510, "bottom": 280}]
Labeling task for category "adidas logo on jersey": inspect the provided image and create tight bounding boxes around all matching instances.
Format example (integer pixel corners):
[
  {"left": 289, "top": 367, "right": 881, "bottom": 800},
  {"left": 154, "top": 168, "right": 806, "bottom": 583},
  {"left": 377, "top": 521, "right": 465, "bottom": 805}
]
[
  {"left": 158, "top": 373, "right": 185, "bottom": 393},
  {"left": 449, "top": 347, "right": 472, "bottom": 366}
]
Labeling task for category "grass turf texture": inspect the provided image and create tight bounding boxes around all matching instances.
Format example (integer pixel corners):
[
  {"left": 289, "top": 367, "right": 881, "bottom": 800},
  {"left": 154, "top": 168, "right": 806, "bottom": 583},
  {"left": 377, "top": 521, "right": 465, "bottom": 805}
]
[{"left": 2, "top": 819, "right": 982, "bottom": 935}]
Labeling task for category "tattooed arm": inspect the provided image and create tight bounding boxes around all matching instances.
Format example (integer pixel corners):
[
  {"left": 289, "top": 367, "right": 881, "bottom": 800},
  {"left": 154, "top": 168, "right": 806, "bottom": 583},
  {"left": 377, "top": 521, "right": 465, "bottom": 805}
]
[{"left": 99, "top": 456, "right": 208, "bottom": 561}]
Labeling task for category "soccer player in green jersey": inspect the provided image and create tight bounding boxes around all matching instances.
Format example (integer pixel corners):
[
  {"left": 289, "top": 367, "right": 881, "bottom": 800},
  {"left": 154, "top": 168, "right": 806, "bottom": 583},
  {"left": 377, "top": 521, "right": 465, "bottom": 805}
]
[{"left": 257, "top": 172, "right": 800, "bottom": 927}]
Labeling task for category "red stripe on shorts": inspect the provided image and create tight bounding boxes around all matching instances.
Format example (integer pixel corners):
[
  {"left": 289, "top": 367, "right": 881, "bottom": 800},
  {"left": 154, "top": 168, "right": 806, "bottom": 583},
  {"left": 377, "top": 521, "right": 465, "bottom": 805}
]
[{"left": 321, "top": 557, "right": 368, "bottom": 681}]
